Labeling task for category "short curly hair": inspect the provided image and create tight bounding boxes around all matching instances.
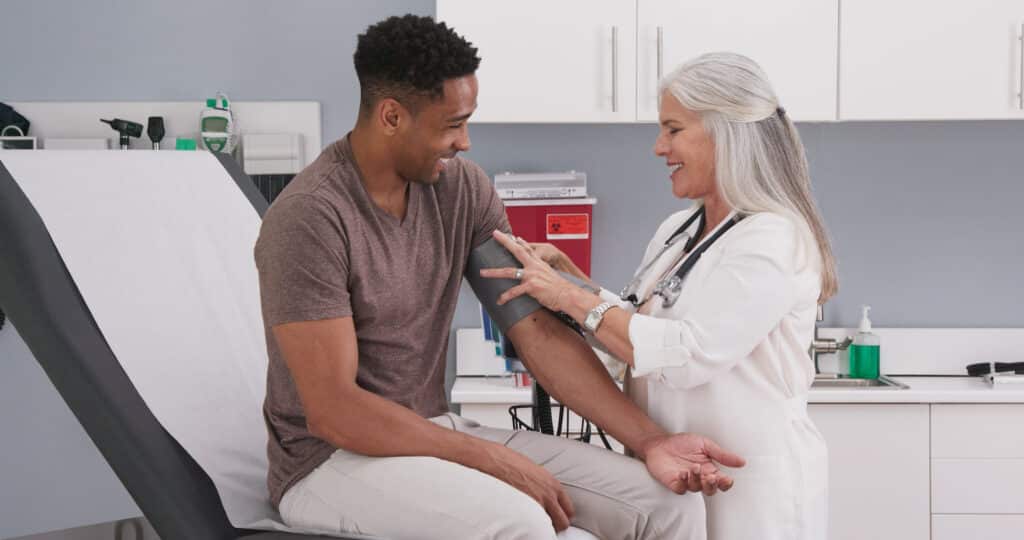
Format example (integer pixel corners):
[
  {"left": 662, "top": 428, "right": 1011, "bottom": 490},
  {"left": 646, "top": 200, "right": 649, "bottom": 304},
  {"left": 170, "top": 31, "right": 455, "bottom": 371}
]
[{"left": 354, "top": 15, "right": 481, "bottom": 115}]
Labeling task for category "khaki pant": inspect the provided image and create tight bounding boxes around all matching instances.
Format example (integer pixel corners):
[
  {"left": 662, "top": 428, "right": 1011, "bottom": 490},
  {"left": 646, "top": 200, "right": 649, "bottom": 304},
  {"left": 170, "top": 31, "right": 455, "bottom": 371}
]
[{"left": 279, "top": 414, "right": 706, "bottom": 540}]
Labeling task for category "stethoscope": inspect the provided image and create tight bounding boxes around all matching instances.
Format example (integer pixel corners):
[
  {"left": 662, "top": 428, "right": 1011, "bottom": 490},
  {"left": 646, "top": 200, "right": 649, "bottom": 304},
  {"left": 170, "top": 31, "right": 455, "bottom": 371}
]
[{"left": 619, "top": 206, "right": 743, "bottom": 309}]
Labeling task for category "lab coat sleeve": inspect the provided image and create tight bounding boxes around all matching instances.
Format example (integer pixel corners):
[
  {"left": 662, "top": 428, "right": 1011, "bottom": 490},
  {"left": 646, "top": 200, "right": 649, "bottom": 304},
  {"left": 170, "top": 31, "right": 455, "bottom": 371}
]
[{"left": 629, "top": 213, "right": 800, "bottom": 389}]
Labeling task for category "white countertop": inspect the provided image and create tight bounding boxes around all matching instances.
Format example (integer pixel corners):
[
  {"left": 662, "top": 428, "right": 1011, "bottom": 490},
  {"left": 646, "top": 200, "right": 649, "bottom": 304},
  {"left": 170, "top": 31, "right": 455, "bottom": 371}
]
[{"left": 452, "top": 376, "right": 1024, "bottom": 405}]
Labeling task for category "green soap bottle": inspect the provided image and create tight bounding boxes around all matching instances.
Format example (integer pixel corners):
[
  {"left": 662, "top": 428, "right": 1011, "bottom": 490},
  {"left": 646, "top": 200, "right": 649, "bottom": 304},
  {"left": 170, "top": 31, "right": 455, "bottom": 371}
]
[{"left": 849, "top": 305, "right": 880, "bottom": 379}]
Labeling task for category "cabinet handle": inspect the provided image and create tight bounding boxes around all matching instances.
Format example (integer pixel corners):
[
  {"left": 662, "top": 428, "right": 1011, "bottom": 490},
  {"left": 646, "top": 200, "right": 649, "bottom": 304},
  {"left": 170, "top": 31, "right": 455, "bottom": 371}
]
[
  {"left": 612, "top": 26, "right": 619, "bottom": 113},
  {"left": 657, "top": 26, "right": 664, "bottom": 84},
  {"left": 1018, "top": 22, "right": 1024, "bottom": 110}
]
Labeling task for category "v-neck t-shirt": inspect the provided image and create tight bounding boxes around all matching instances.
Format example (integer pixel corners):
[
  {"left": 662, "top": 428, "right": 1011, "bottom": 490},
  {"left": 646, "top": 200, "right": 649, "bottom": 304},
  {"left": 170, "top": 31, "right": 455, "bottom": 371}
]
[{"left": 254, "top": 135, "right": 510, "bottom": 508}]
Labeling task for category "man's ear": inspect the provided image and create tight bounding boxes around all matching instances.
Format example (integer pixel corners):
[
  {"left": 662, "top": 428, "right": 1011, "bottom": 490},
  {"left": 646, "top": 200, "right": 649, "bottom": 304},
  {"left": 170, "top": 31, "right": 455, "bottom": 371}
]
[{"left": 377, "top": 98, "right": 405, "bottom": 135}]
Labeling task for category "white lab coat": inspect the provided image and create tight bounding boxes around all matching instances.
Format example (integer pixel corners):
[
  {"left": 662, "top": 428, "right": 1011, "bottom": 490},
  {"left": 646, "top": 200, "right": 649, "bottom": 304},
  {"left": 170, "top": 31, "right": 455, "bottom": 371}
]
[{"left": 594, "top": 207, "right": 828, "bottom": 540}]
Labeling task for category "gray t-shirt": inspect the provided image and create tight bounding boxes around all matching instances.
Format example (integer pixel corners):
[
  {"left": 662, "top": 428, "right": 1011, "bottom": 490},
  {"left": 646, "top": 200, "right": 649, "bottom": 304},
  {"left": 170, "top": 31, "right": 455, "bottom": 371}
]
[{"left": 254, "top": 135, "right": 509, "bottom": 508}]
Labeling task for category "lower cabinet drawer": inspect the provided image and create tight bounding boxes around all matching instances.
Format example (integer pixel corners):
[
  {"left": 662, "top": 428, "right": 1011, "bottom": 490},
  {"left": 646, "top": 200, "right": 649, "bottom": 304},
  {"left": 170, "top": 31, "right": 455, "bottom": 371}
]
[
  {"left": 932, "top": 459, "right": 1024, "bottom": 513},
  {"left": 932, "top": 514, "right": 1024, "bottom": 540},
  {"left": 932, "top": 404, "right": 1024, "bottom": 458}
]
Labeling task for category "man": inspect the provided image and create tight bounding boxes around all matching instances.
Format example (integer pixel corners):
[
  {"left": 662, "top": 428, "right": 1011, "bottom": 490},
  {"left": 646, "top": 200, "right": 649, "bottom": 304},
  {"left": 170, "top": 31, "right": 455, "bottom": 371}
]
[{"left": 255, "top": 14, "right": 744, "bottom": 540}]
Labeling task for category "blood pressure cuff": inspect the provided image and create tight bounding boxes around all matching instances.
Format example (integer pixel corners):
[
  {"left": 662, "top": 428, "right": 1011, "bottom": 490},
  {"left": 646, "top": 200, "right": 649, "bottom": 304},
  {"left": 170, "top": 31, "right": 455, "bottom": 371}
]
[{"left": 465, "top": 237, "right": 543, "bottom": 332}]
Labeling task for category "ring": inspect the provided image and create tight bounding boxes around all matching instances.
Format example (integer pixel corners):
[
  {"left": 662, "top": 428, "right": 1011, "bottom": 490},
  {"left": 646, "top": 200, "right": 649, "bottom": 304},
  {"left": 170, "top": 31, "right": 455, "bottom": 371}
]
[{"left": 514, "top": 268, "right": 524, "bottom": 280}]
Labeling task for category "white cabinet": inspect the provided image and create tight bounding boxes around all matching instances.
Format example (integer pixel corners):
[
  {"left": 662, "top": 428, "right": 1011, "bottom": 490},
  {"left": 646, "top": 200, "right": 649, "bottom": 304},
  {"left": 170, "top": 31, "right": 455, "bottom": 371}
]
[
  {"left": 437, "top": 0, "right": 636, "bottom": 123},
  {"left": 931, "top": 403, "right": 1024, "bottom": 458},
  {"left": 441, "top": 2, "right": 1024, "bottom": 122},
  {"left": 439, "top": 0, "right": 837, "bottom": 123},
  {"left": 457, "top": 385, "right": 1024, "bottom": 539},
  {"left": 932, "top": 515, "right": 1024, "bottom": 540},
  {"left": 636, "top": 0, "right": 838, "bottom": 122},
  {"left": 840, "top": 1, "right": 1024, "bottom": 120},
  {"left": 931, "top": 404, "right": 1024, "bottom": 537},
  {"left": 808, "top": 404, "right": 930, "bottom": 540}
]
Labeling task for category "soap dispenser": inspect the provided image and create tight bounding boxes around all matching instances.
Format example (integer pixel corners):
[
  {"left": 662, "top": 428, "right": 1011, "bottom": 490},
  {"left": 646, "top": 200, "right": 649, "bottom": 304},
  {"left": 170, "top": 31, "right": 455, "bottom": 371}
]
[{"left": 849, "top": 305, "right": 881, "bottom": 379}]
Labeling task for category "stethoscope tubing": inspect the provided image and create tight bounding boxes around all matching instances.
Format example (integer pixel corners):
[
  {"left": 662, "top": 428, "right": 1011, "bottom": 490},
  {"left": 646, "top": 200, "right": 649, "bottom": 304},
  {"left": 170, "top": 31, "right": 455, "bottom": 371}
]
[{"left": 620, "top": 206, "right": 742, "bottom": 309}]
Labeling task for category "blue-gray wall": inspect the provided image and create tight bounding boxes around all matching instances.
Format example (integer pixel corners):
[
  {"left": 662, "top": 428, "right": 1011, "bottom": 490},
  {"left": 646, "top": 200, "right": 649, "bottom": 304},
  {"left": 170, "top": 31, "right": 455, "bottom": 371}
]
[{"left": 2, "top": 0, "right": 1023, "bottom": 537}]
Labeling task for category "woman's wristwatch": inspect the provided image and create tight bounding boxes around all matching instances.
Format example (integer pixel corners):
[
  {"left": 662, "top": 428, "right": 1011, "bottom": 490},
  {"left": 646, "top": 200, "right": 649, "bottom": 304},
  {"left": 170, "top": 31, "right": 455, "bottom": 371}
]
[{"left": 583, "top": 301, "right": 616, "bottom": 333}]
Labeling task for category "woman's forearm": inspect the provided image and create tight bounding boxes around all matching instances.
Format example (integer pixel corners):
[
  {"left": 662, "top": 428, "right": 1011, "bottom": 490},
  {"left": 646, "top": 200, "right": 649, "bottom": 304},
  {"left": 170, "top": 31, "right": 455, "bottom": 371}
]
[{"left": 561, "top": 287, "right": 636, "bottom": 367}]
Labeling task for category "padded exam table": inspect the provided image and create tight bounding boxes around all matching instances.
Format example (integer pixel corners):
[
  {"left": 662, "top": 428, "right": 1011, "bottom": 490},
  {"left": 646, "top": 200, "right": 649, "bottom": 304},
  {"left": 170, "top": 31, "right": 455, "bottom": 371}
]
[{"left": 0, "top": 151, "right": 598, "bottom": 540}]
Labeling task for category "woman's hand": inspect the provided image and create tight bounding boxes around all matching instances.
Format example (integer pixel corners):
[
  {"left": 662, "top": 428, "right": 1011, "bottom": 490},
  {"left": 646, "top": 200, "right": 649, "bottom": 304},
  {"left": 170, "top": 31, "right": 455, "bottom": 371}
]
[
  {"left": 480, "top": 230, "right": 577, "bottom": 312},
  {"left": 527, "top": 242, "right": 567, "bottom": 270},
  {"left": 528, "top": 241, "right": 592, "bottom": 283}
]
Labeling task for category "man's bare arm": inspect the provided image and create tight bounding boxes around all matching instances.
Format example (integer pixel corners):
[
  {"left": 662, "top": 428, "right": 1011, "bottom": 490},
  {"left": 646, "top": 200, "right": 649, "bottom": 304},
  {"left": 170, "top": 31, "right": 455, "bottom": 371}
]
[
  {"left": 504, "top": 310, "right": 666, "bottom": 459},
  {"left": 272, "top": 317, "right": 575, "bottom": 530}
]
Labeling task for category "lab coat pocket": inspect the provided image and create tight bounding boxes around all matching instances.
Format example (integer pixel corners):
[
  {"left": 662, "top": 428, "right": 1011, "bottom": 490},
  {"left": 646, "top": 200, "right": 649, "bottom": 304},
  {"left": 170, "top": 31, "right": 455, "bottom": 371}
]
[{"left": 709, "top": 455, "right": 798, "bottom": 540}]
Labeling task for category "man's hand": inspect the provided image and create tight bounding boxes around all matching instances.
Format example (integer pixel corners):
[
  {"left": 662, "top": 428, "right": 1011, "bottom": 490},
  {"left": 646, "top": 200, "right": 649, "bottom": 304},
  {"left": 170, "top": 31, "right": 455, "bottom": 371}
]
[
  {"left": 641, "top": 433, "right": 746, "bottom": 496},
  {"left": 480, "top": 442, "right": 575, "bottom": 531}
]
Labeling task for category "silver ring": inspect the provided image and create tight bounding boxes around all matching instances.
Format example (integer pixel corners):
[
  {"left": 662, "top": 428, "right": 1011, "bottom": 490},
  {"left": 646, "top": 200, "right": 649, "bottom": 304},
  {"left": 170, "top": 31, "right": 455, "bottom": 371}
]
[{"left": 514, "top": 268, "right": 524, "bottom": 280}]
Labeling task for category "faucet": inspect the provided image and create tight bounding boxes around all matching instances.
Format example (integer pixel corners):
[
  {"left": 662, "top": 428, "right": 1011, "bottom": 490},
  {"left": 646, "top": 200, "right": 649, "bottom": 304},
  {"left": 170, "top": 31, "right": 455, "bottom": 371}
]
[{"left": 809, "top": 304, "right": 852, "bottom": 375}]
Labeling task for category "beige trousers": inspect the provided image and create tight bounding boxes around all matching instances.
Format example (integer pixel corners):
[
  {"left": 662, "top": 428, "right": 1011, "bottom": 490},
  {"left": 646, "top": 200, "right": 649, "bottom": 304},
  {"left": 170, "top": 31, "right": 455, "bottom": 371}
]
[{"left": 279, "top": 414, "right": 706, "bottom": 540}]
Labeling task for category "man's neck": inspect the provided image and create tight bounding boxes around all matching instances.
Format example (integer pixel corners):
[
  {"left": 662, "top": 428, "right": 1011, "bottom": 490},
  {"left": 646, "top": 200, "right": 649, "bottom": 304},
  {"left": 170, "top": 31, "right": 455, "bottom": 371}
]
[{"left": 349, "top": 126, "right": 410, "bottom": 220}]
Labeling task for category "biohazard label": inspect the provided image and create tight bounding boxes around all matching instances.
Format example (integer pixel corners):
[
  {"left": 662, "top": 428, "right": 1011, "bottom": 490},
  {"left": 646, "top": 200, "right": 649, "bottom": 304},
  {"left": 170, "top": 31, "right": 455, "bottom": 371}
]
[{"left": 546, "top": 213, "right": 589, "bottom": 240}]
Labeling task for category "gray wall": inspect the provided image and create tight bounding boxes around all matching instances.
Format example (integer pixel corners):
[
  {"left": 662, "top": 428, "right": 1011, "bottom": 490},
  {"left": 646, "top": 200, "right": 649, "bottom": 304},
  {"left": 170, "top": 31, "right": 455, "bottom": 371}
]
[
  {"left": 461, "top": 121, "right": 1024, "bottom": 328},
  {"left": 2, "top": 0, "right": 1023, "bottom": 537}
]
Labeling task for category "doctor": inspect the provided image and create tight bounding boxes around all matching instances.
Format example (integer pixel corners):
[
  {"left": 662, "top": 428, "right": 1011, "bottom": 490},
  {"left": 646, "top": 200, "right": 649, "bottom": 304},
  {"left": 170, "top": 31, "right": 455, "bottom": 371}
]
[{"left": 482, "top": 52, "right": 836, "bottom": 540}]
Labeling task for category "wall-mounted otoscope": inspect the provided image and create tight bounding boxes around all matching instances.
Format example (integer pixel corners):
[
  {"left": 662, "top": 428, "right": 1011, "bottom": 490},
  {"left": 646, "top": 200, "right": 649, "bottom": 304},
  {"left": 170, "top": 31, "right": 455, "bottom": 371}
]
[
  {"left": 147, "top": 116, "right": 165, "bottom": 150},
  {"left": 100, "top": 118, "right": 143, "bottom": 150}
]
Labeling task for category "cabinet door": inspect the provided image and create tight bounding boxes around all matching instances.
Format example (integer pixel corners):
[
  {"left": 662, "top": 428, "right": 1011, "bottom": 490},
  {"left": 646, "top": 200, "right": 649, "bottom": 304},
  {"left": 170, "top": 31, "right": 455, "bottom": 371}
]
[
  {"left": 808, "top": 404, "right": 930, "bottom": 540},
  {"left": 637, "top": 0, "right": 838, "bottom": 122},
  {"left": 841, "top": 0, "right": 1024, "bottom": 120},
  {"left": 933, "top": 515, "right": 1024, "bottom": 540},
  {"left": 437, "top": 1, "right": 636, "bottom": 123}
]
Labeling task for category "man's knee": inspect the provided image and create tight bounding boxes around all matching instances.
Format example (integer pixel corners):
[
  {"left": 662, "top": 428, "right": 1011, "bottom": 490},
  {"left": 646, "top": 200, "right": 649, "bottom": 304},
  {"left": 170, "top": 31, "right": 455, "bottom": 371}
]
[{"left": 645, "top": 488, "right": 706, "bottom": 540}]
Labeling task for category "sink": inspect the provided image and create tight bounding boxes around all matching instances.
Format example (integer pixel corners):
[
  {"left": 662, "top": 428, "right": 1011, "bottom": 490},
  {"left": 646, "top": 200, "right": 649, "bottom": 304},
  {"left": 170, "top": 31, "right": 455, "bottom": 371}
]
[{"left": 811, "top": 375, "right": 909, "bottom": 390}]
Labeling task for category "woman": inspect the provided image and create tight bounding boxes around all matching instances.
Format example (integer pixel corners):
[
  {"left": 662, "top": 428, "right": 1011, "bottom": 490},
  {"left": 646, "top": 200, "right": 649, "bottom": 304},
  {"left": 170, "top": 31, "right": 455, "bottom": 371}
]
[{"left": 481, "top": 52, "right": 835, "bottom": 539}]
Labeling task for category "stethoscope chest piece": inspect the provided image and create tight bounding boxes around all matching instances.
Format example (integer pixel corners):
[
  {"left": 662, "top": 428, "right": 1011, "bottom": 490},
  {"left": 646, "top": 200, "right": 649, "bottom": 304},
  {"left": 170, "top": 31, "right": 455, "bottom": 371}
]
[{"left": 651, "top": 275, "right": 685, "bottom": 308}]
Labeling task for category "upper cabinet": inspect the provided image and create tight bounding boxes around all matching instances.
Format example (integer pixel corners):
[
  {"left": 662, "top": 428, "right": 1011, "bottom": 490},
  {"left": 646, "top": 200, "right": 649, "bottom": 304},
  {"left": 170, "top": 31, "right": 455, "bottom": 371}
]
[
  {"left": 436, "top": 0, "right": 636, "bottom": 123},
  {"left": 636, "top": 0, "right": 838, "bottom": 122},
  {"left": 840, "top": 1, "right": 1024, "bottom": 120},
  {"left": 439, "top": 1, "right": 1024, "bottom": 122}
]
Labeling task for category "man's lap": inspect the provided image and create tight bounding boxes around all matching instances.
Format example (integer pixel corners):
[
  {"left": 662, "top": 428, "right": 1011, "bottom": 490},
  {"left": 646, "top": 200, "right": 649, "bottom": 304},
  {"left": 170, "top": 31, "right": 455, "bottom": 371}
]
[{"left": 279, "top": 413, "right": 705, "bottom": 540}]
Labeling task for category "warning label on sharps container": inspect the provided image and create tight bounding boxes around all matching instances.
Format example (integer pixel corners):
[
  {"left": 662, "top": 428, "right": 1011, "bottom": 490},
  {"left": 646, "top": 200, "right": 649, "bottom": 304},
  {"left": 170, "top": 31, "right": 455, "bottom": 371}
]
[{"left": 546, "top": 213, "right": 589, "bottom": 240}]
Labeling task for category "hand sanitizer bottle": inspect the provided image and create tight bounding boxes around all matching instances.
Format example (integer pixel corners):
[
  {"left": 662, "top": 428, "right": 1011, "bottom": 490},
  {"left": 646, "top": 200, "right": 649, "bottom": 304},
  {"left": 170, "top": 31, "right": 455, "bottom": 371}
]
[{"left": 849, "top": 305, "right": 881, "bottom": 379}]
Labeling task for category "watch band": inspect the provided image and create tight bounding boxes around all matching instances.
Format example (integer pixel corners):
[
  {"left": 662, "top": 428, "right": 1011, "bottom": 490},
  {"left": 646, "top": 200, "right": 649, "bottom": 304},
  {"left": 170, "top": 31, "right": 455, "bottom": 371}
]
[{"left": 584, "top": 301, "right": 616, "bottom": 333}]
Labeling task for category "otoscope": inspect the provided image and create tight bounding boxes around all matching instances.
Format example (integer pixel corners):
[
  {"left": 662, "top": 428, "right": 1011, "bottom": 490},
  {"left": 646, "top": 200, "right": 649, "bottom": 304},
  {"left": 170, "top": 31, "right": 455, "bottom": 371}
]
[
  {"left": 100, "top": 118, "right": 143, "bottom": 150},
  {"left": 147, "top": 116, "right": 165, "bottom": 150}
]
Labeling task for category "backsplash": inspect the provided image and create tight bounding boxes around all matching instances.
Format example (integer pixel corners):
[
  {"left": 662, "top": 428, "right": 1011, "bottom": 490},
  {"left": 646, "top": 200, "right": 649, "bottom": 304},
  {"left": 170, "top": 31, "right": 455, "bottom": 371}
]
[{"left": 815, "top": 328, "right": 1024, "bottom": 376}]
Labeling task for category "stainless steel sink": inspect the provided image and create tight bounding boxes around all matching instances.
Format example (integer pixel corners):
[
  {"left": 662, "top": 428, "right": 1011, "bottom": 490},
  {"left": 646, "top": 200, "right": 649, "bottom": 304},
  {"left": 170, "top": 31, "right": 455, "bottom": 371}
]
[{"left": 811, "top": 375, "right": 909, "bottom": 389}]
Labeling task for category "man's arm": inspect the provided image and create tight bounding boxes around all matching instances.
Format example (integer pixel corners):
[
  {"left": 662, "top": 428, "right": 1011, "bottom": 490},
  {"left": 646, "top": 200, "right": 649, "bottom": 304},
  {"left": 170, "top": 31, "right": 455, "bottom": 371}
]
[
  {"left": 272, "top": 316, "right": 576, "bottom": 530},
  {"left": 505, "top": 309, "right": 745, "bottom": 495},
  {"left": 504, "top": 311, "right": 664, "bottom": 457}
]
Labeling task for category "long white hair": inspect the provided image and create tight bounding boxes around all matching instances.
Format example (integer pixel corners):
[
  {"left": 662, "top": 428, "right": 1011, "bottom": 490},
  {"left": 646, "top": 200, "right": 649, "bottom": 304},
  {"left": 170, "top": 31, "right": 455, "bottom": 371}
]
[{"left": 660, "top": 52, "right": 837, "bottom": 302}]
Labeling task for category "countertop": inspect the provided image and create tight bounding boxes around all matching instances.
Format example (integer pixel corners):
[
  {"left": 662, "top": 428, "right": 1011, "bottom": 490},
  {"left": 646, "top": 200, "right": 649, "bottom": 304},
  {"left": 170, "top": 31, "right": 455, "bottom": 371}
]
[{"left": 452, "top": 375, "right": 1024, "bottom": 405}]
